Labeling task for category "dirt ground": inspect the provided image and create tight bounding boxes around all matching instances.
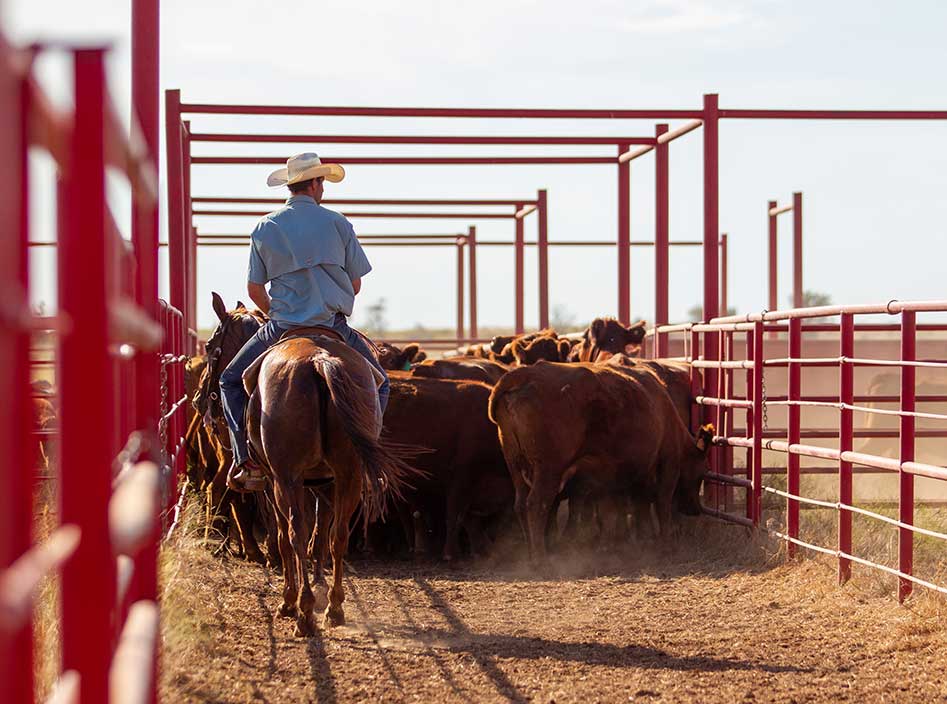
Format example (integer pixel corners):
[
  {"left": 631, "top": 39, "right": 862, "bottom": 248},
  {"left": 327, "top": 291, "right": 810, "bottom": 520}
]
[{"left": 159, "top": 517, "right": 947, "bottom": 704}]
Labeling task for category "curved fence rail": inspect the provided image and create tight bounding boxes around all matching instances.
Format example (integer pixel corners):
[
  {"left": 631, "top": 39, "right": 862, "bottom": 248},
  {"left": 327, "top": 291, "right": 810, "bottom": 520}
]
[
  {"left": 647, "top": 301, "right": 947, "bottom": 601},
  {"left": 0, "top": 33, "right": 185, "bottom": 704}
]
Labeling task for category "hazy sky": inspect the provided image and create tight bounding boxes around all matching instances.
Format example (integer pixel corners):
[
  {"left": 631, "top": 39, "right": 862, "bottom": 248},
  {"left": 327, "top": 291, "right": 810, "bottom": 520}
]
[{"left": 8, "top": 0, "right": 947, "bottom": 332}]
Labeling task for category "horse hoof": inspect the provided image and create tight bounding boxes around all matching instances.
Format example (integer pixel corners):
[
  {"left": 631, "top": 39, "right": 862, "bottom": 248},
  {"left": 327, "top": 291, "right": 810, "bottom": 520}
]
[
  {"left": 323, "top": 607, "right": 345, "bottom": 628},
  {"left": 294, "top": 616, "right": 316, "bottom": 638},
  {"left": 246, "top": 550, "right": 267, "bottom": 566},
  {"left": 313, "top": 586, "right": 329, "bottom": 612},
  {"left": 278, "top": 602, "right": 297, "bottom": 618}
]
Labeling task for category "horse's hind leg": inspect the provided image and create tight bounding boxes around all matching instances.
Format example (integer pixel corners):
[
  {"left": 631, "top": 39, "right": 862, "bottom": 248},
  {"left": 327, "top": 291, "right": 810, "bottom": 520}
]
[
  {"left": 308, "top": 492, "right": 329, "bottom": 612},
  {"left": 325, "top": 468, "right": 362, "bottom": 628},
  {"left": 272, "top": 491, "right": 299, "bottom": 619},
  {"left": 275, "top": 479, "right": 317, "bottom": 637}
]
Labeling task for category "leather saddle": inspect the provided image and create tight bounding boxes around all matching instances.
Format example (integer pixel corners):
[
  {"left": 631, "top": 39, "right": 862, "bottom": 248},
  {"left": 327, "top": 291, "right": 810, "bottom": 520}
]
[
  {"left": 242, "top": 326, "right": 386, "bottom": 396},
  {"left": 279, "top": 325, "right": 345, "bottom": 344}
]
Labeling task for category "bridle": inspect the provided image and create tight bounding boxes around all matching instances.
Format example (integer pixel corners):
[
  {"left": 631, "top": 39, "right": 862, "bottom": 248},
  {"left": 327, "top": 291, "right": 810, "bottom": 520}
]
[{"left": 194, "top": 310, "right": 264, "bottom": 426}]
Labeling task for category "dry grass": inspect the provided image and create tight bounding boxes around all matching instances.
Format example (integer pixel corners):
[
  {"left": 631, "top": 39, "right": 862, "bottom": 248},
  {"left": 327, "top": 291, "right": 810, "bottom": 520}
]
[
  {"left": 32, "top": 481, "right": 61, "bottom": 703},
  {"left": 757, "top": 480, "right": 947, "bottom": 600}
]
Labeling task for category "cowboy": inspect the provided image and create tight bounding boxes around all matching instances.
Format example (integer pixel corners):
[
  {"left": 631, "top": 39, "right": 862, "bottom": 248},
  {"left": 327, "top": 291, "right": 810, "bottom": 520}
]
[{"left": 219, "top": 153, "right": 390, "bottom": 492}]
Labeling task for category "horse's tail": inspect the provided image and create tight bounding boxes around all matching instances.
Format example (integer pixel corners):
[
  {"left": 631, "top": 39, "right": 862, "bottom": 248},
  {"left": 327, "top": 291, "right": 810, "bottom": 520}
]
[{"left": 315, "top": 354, "right": 418, "bottom": 522}]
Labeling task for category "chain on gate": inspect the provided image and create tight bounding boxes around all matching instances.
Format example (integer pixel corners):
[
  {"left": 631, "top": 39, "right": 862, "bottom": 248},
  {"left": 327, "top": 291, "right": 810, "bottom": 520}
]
[{"left": 759, "top": 310, "right": 769, "bottom": 432}]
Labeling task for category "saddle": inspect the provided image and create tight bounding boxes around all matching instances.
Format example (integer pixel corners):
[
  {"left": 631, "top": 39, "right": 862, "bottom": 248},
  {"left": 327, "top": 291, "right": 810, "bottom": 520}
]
[
  {"left": 279, "top": 325, "right": 345, "bottom": 345},
  {"left": 242, "top": 326, "right": 386, "bottom": 396}
]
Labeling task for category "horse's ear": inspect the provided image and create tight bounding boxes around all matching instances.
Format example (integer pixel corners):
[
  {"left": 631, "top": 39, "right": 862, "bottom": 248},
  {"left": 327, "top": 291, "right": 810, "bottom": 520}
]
[
  {"left": 236, "top": 300, "right": 247, "bottom": 310},
  {"left": 211, "top": 292, "right": 228, "bottom": 322}
]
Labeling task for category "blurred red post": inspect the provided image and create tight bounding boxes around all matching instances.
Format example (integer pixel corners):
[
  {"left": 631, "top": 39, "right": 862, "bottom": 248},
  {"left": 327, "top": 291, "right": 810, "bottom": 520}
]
[{"left": 59, "top": 48, "right": 116, "bottom": 704}]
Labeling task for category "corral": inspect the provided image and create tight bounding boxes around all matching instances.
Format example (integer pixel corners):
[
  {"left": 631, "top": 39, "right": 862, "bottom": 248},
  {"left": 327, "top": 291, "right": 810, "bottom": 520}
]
[{"left": 2, "top": 3, "right": 947, "bottom": 704}]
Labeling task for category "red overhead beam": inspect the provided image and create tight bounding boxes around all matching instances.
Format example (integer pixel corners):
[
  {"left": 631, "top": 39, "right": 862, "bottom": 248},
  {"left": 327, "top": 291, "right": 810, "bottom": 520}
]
[
  {"left": 191, "top": 197, "right": 535, "bottom": 206},
  {"left": 191, "top": 155, "right": 618, "bottom": 165},
  {"left": 192, "top": 209, "right": 517, "bottom": 219},
  {"left": 180, "top": 103, "right": 703, "bottom": 119},
  {"left": 189, "top": 133, "right": 656, "bottom": 145},
  {"left": 720, "top": 109, "right": 947, "bottom": 120}
]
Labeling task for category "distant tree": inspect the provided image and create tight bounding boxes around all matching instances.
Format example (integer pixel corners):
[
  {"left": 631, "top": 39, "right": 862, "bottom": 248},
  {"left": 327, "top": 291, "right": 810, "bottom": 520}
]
[
  {"left": 362, "top": 298, "right": 388, "bottom": 336},
  {"left": 550, "top": 304, "right": 579, "bottom": 331},
  {"left": 686, "top": 304, "right": 736, "bottom": 323}
]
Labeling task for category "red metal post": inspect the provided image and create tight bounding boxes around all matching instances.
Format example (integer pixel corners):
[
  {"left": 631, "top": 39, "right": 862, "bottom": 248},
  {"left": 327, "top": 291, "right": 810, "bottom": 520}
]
[
  {"left": 689, "top": 329, "right": 701, "bottom": 433},
  {"left": 768, "top": 198, "right": 778, "bottom": 314},
  {"left": 787, "top": 317, "right": 801, "bottom": 557},
  {"left": 59, "top": 49, "right": 115, "bottom": 704},
  {"left": 2, "top": 61, "right": 33, "bottom": 704},
  {"left": 132, "top": 0, "right": 160, "bottom": 449},
  {"left": 792, "top": 192, "right": 803, "bottom": 308},
  {"left": 514, "top": 204, "right": 525, "bottom": 334},
  {"left": 537, "top": 189, "right": 549, "bottom": 329},
  {"left": 655, "top": 125, "right": 669, "bottom": 356},
  {"left": 899, "top": 311, "right": 916, "bottom": 602},
  {"left": 183, "top": 121, "right": 196, "bottom": 345},
  {"left": 456, "top": 240, "right": 465, "bottom": 342},
  {"left": 745, "top": 329, "right": 756, "bottom": 522},
  {"left": 751, "top": 321, "right": 764, "bottom": 524},
  {"left": 838, "top": 312, "right": 854, "bottom": 583},
  {"left": 724, "top": 331, "right": 735, "bottom": 510},
  {"left": 703, "top": 95, "right": 721, "bottom": 439},
  {"left": 165, "top": 90, "right": 187, "bottom": 333},
  {"left": 720, "top": 234, "right": 728, "bottom": 316},
  {"left": 617, "top": 142, "right": 631, "bottom": 323},
  {"left": 467, "top": 225, "right": 478, "bottom": 339}
]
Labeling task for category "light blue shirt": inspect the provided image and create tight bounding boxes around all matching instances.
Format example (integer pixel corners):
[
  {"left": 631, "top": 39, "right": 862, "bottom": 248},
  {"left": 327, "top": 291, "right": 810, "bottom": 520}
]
[{"left": 247, "top": 195, "right": 372, "bottom": 326}]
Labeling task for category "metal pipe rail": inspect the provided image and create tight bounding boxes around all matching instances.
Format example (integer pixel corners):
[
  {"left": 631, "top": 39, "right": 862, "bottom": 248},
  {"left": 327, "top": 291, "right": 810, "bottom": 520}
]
[{"left": 657, "top": 300, "right": 947, "bottom": 601}]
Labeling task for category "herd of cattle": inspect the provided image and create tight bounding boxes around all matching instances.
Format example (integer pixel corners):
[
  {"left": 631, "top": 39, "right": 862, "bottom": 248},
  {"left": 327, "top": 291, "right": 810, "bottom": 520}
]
[{"left": 182, "top": 296, "right": 714, "bottom": 569}]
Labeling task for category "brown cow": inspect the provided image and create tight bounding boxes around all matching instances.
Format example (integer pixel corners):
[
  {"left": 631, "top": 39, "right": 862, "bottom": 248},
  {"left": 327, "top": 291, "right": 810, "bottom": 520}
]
[
  {"left": 383, "top": 375, "right": 513, "bottom": 560},
  {"left": 377, "top": 342, "right": 427, "bottom": 371},
  {"left": 411, "top": 357, "right": 510, "bottom": 385},
  {"left": 568, "top": 318, "right": 648, "bottom": 363},
  {"left": 489, "top": 360, "right": 711, "bottom": 563},
  {"left": 511, "top": 335, "right": 572, "bottom": 366}
]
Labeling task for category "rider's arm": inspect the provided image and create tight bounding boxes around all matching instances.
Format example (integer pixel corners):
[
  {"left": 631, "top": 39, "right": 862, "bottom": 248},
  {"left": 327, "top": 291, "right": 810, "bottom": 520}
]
[
  {"left": 352, "top": 277, "right": 362, "bottom": 295},
  {"left": 247, "top": 282, "right": 270, "bottom": 315}
]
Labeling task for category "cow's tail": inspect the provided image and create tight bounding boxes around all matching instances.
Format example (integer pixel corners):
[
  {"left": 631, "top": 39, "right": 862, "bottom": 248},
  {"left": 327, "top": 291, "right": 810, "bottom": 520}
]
[
  {"left": 316, "top": 355, "right": 418, "bottom": 523},
  {"left": 488, "top": 373, "right": 541, "bottom": 488}
]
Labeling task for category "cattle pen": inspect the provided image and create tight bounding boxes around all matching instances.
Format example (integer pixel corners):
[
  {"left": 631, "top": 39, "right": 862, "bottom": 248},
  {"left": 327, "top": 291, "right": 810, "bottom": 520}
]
[{"left": 2, "top": 2, "right": 947, "bottom": 703}]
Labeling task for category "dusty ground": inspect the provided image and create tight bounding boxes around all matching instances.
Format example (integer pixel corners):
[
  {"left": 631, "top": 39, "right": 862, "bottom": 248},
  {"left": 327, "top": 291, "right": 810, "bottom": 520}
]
[{"left": 159, "top": 517, "right": 947, "bottom": 704}]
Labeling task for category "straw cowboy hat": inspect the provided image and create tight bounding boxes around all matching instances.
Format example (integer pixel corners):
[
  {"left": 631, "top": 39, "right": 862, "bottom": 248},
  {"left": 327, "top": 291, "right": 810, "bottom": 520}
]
[{"left": 266, "top": 152, "right": 345, "bottom": 187}]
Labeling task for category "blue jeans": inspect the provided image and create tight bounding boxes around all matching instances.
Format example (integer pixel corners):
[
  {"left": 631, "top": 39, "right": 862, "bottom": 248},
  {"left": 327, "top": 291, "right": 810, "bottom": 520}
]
[{"left": 220, "top": 314, "right": 390, "bottom": 465}]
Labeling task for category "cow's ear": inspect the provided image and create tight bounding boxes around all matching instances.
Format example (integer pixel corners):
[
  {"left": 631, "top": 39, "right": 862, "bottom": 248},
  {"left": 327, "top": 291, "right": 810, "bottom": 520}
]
[
  {"left": 211, "top": 292, "right": 228, "bottom": 322},
  {"left": 403, "top": 343, "right": 421, "bottom": 362},
  {"left": 590, "top": 318, "right": 606, "bottom": 341},
  {"left": 558, "top": 338, "right": 571, "bottom": 360},
  {"left": 626, "top": 319, "right": 648, "bottom": 343},
  {"left": 511, "top": 339, "right": 529, "bottom": 365}
]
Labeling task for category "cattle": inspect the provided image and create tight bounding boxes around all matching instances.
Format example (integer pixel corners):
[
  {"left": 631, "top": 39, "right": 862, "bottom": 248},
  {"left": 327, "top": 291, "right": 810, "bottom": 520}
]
[
  {"left": 382, "top": 375, "right": 514, "bottom": 561},
  {"left": 411, "top": 357, "right": 510, "bottom": 385},
  {"left": 488, "top": 360, "right": 712, "bottom": 563},
  {"left": 511, "top": 335, "right": 572, "bottom": 366},
  {"left": 377, "top": 341, "right": 427, "bottom": 371},
  {"left": 568, "top": 317, "right": 648, "bottom": 363}
]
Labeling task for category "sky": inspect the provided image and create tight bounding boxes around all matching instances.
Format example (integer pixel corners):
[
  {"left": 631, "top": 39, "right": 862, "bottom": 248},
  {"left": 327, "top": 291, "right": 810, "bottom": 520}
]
[{"left": 7, "top": 0, "right": 947, "bottom": 332}]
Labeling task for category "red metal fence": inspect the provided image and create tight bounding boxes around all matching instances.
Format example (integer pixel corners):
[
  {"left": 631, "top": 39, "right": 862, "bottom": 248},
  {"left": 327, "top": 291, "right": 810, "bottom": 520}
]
[
  {"left": 648, "top": 302, "right": 947, "bottom": 601},
  {"left": 0, "top": 13, "right": 187, "bottom": 704}
]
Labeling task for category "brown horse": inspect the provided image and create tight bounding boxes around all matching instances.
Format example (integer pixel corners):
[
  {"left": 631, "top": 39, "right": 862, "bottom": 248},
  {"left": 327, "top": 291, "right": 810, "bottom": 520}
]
[{"left": 196, "top": 292, "right": 417, "bottom": 636}]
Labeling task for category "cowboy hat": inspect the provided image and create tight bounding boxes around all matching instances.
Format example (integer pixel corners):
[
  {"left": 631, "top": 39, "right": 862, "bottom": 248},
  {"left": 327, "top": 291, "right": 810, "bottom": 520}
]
[{"left": 266, "top": 152, "right": 345, "bottom": 187}]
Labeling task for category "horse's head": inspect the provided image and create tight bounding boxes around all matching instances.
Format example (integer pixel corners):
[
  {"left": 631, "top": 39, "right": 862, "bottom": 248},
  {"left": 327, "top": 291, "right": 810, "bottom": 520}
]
[{"left": 192, "top": 291, "right": 266, "bottom": 427}]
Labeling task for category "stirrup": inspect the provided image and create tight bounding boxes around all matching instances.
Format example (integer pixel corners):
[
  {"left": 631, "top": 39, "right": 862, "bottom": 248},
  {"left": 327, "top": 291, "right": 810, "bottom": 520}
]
[{"left": 227, "top": 460, "right": 267, "bottom": 493}]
